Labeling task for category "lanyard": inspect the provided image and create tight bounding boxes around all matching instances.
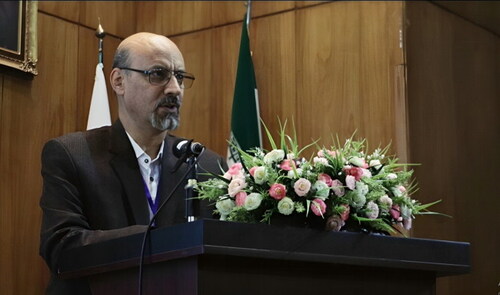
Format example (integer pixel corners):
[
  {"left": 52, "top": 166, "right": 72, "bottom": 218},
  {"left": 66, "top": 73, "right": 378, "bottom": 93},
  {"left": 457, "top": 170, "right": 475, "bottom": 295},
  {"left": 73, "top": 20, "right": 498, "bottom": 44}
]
[{"left": 142, "top": 168, "right": 162, "bottom": 216}]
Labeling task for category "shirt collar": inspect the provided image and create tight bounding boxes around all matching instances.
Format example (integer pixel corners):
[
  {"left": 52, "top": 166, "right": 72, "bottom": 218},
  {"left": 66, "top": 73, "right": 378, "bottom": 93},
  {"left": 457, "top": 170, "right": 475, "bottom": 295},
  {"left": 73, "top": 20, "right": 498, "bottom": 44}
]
[{"left": 126, "top": 132, "right": 164, "bottom": 161}]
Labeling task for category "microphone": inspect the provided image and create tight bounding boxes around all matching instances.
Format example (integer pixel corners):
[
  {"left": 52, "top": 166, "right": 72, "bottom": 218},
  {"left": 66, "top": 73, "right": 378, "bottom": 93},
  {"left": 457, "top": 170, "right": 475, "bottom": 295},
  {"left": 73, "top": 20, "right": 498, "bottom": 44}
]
[
  {"left": 172, "top": 139, "right": 205, "bottom": 173},
  {"left": 173, "top": 139, "right": 205, "bottom": 158}
]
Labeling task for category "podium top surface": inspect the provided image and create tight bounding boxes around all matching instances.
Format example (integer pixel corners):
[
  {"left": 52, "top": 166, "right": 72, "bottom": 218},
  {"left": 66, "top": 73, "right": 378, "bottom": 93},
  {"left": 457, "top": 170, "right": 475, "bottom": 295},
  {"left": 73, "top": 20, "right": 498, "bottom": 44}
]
[{"left": 59, "top": 219, "right": 470, "bottom": 279}]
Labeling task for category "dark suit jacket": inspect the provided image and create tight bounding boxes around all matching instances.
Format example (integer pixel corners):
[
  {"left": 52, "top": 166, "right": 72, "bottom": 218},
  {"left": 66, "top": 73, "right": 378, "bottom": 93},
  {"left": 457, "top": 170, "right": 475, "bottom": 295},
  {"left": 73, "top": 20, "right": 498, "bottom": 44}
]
[{"left": 39, "top": 120, "right": 226, "bottom": 294}]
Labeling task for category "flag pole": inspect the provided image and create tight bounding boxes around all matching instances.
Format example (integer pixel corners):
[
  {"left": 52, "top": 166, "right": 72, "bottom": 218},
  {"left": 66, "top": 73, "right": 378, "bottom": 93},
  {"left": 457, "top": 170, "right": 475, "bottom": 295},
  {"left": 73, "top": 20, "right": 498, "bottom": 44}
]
[
  {"left": 96, "top": 18, "right": 105, "bottom": 64},
  {"left": 245, "top": 0, "right": 252, "bottom": 30},
  {"left": 87, "top": 18, "right": 111, "bottom": 130}
]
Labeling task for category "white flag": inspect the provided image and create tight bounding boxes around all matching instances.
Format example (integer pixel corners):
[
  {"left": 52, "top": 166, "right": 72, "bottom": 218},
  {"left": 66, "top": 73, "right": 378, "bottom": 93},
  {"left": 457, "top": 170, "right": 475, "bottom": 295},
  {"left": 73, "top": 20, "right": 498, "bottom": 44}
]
[{"left": 86, "top": 63, "right": 111, "bottom": 130}]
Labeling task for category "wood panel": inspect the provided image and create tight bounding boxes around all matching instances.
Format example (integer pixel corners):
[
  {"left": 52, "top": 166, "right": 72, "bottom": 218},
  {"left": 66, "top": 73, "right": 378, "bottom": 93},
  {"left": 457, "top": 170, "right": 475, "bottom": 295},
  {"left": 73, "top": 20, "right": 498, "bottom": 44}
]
[
  {"left": 76, "top": 27, "right": 121, "bottom": 131},
  {"left": 136, "top": 1, "right": 212, "bottom": 36},
  {"left": 296, "top": 1, "right": 405, "bottom": 153},
  {"left": 433, "top": 0, "right": 500, "bottom": 36},
  {"left": 169, "top": 30, "right": 215, "bottom": 150},
  {"left": 212, "top": 1, "right": 247, "bottom": 26},
  {"left": 0, "top": 13, "right": 79, "bottom": 294},
  {"left": 295, "top": 1, "right": 328, "bottom": 9},
  {"left": 406, "top": 2, "right": 500, "bottom": 295},
  {"left": 37, "top": 1, "right": 80, "bottom": 23},
  {"left": 251, "top": 11, "right": 297, "bottom": 150},
  {"left": 80, "top": 1, "right": 137, "bottom": 38},
  {"left": 0, "top": 74, "right": 2, "bottom": 145},
  {"left": 252, "top": 1, "right": 295, "bottom": 17},
  {"left": 212, "top": 1, "right": 294, "bottom": 27},
  {"left": 210, "top": 23, "right": 241, "bottom": 156}
]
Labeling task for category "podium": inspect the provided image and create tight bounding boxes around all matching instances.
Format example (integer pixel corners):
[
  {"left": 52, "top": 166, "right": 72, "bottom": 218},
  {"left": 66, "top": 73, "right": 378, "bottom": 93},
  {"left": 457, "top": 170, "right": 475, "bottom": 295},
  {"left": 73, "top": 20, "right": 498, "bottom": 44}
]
[{"left": 59, "top": 219, "right": 470, "bottom": 295}]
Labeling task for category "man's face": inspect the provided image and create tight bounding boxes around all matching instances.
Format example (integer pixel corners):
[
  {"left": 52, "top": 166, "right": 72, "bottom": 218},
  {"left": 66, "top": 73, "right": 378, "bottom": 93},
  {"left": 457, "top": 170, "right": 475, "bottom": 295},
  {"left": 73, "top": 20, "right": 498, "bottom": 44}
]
[{"left": 120, "top": 40, "right": 185, "bottom": 132}]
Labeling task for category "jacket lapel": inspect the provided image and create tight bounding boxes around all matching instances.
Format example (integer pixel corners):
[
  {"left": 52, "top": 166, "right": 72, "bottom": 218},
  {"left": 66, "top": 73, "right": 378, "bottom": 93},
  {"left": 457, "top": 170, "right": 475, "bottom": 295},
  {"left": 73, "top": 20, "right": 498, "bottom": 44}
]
[
  {"left": 156, "top": 135, "right": 187, "bottom": 225},
  {"left": 109, "top": 121, "right": 150, "bottom": 225}
]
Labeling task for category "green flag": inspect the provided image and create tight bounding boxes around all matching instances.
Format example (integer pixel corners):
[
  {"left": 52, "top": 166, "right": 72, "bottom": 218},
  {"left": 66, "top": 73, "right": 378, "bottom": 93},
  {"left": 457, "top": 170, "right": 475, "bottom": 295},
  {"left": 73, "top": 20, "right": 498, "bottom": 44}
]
[{"left": 227, "top": 14, "right": 262, "bottom": 165}]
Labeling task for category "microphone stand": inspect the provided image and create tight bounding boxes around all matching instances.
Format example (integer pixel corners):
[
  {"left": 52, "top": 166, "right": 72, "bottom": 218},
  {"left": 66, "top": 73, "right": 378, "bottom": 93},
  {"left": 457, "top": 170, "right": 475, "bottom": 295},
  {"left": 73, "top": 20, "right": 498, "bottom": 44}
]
[{"left": 185, "top": 155, "right": 198, "bottom": 222}]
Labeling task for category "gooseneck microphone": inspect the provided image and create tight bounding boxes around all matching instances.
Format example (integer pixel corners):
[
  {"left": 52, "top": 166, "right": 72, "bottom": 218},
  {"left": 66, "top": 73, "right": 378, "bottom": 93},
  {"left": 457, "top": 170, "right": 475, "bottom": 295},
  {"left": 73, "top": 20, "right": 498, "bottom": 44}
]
[
  {"left": 138, "top": 138, "right": 205, "bottom": 295},
  {"left": 173, "top": 139, "right": 205, "bottom": 158},
  {"left": 172, "top": 139, "right": 205, "bottom": 174}
]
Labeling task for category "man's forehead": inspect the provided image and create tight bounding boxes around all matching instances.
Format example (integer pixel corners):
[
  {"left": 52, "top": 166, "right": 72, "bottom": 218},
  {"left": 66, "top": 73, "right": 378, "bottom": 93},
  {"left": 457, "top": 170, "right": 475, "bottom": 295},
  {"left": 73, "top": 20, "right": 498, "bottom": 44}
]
[{"left": 128, "top": 41, "right": 183, "bottom": 67}]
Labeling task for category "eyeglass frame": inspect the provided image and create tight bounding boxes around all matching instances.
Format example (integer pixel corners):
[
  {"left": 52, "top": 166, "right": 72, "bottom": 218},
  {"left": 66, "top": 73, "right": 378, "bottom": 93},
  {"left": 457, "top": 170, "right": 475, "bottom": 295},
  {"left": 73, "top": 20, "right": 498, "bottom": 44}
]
[{"left": 119, "top": 67, "right": 195, "bottom": 89}]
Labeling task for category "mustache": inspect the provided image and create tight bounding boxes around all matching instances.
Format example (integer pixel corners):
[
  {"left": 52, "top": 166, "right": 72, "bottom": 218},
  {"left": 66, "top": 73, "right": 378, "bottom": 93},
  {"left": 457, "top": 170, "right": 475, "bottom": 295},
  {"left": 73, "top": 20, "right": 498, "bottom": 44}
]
[{"left": 155, "top": 96, "right": 181, "bottom": 109}]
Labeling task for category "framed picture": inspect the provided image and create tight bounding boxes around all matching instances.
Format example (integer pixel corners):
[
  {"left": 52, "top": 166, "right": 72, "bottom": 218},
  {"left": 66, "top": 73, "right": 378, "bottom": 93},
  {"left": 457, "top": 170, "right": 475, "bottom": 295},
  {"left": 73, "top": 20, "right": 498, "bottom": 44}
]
[{"left": 0, "top": 0, "right": 37, "bottom": 75}]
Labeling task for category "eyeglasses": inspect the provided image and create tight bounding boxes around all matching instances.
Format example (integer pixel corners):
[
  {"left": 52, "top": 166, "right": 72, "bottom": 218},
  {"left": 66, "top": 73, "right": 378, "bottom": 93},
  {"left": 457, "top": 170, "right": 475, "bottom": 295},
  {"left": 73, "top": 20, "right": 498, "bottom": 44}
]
[{"left": 119, "top": 67, "right": 195, "bottom": 89}]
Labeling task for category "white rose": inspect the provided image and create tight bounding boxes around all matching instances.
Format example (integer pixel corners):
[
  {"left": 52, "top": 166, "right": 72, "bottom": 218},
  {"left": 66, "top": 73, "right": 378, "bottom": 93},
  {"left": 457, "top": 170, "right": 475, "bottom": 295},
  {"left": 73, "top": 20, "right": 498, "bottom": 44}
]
[
  {"left": 365, "top": 201, "right": 379, "bottom": 219},
  {"left": 387, "top": 173, "right": 398, "bottom": 180},
  {"left": 349, "top": 156, "right": 366, "bottom": 167},
  {"left": 313, "top": 157, "right": 329, "bottom": 166},
  {"left": 253, "top": 166, "right": 267, "bottom": 184},
  {"left": 403, "top": 217, "right": 413, "bottom": 230},
  {"left": 350, "top": 191, "right": 366, "bottom": 209},
  {"left": 391, "top": 187, "right": 403, "bottom": 197},
  {"left": 263, "top": 149, "right": 285, "bottom": 164},
  {"left": 378, "top": 194, "right": 393, "bottom": 207},
  {"left": 244, "top": 193, "right": 263, "bottom": 211},
  {"left": 369, "top": 159, "right": 382, "bottom": 169},
  {"left": 312, "top": 180, "right": 329, "bottom": 199},
  {"left": 356, "top": 182, "right": 369, "bottom": 196},
  {"left": 216, "top": 198, "right": 235, "bottom": 219},
  {"left": 361, "top": 168, "right": 372, "bottom": 178},
  {"left": 277, "top": 197, "right": 295, "bottom": 215},
  {"left": 401, "top": 204, "right": 412, "bottom": 219},
  {"left": 227, "top": 178, "right": 247, "bottom": 197},
  {"left": 287, "top": 168, "right": 302, "bottom": 179}
]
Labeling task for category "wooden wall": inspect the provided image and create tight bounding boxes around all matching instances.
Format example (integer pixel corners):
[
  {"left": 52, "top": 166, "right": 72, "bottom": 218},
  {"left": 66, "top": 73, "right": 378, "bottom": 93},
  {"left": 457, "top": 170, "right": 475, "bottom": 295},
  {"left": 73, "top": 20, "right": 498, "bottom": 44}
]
[
  {"left": 406, "top": 2, "right": 500, "bottom": 295},
  {"left": 0, "top": 1, "right": 496, "bottom": 294}
]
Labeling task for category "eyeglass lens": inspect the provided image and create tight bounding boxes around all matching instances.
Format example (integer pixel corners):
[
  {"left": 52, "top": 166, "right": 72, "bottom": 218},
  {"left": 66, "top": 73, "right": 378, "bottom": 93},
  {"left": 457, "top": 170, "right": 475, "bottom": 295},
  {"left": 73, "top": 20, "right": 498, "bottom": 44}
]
[{"left": 149, "top": 69, "right": 194, "bottom": 89}]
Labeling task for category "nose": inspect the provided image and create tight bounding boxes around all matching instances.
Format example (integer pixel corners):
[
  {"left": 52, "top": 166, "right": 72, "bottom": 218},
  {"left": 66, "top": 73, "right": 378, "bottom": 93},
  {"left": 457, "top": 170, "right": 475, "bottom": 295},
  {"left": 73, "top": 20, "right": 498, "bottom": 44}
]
[{"left": 163, "top": 76, "right": 182, "bottom": 97}]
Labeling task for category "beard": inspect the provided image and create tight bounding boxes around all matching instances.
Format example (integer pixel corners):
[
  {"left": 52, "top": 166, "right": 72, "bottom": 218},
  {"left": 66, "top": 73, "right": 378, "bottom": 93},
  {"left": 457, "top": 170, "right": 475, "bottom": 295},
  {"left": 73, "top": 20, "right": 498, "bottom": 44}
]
[{"left": 150, "top": 96, "right": 181, "bottom": 131}]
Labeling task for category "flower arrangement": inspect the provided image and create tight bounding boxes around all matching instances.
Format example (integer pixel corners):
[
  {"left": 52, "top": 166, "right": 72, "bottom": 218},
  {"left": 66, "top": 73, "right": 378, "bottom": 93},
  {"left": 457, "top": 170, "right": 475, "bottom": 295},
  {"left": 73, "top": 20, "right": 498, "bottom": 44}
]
[{"left": 196, "top": 122, "right": 441, "bottom": 235}]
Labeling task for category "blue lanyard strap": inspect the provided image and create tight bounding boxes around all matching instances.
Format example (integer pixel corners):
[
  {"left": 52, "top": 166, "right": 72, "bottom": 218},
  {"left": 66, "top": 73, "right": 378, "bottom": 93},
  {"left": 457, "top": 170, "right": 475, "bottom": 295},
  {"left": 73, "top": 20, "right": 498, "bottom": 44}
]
[{"left": 141, "top": 167, "right": 162, "bottom": 215}]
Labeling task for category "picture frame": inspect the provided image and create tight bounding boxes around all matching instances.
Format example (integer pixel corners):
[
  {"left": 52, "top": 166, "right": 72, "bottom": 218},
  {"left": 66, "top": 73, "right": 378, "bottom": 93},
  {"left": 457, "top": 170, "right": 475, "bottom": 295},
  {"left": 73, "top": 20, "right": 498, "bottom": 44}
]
[{"left": 0, "top": 0, "right": 38, "bottom": 75}]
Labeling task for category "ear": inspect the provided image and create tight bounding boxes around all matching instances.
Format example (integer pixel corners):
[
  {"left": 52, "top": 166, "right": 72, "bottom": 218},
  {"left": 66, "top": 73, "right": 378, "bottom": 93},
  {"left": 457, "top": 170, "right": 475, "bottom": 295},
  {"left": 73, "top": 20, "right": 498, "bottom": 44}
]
[{"left": 110, "top": 68, "right": 125, "bottom": 96}]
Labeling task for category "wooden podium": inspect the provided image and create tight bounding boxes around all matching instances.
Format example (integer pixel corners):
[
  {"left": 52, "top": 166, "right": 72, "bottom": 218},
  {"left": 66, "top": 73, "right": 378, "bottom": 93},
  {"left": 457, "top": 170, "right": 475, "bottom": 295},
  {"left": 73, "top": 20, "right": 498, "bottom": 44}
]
[{"left": 59, "top": 219, "right": 470, "bottom": 295}]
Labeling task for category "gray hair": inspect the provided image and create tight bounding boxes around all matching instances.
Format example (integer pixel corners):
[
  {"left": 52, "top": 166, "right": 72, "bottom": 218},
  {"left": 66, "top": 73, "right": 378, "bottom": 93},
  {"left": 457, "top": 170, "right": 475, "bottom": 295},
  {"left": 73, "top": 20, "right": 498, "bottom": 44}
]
[{"left": 112, "top": 46, "right": 131, "bottom": 69}]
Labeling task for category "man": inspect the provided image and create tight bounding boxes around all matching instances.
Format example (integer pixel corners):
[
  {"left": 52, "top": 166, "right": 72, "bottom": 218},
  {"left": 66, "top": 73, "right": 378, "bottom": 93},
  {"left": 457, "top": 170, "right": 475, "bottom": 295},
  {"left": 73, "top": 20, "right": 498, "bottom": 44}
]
[{"left": 39, "top": 32, "right": 225, "bottom": 294}]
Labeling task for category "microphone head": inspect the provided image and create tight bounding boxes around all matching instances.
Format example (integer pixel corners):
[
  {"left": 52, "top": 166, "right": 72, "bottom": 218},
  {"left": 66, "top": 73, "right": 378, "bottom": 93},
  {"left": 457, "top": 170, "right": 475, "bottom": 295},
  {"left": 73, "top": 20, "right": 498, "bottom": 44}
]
[
  {"left": 190, "top": 142, "right": 205, "bottom": 155},
  {"left": 173, "top": 139, "right": 205, "bottom": 158},
  {"left": 173, "top": 139, "right": 190, "bottom": 158}
]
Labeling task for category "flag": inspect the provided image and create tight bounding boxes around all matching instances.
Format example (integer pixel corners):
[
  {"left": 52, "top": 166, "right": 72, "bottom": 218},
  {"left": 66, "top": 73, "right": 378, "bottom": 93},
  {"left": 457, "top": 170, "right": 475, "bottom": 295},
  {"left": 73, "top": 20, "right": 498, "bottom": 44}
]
[
  {"left": 86, "top": 62, "right": 111, "bottom": 130},
  {"left": 227, "top": 15, "right": 262, "bottom": 165}
]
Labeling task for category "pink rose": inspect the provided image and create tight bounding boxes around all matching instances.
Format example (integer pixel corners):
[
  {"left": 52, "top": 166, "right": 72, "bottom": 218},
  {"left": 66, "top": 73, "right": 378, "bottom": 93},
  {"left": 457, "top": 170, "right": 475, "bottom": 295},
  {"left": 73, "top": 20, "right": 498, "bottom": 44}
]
[
  {"left": 310, "top": 198, "right": 327, "bottom": 217},
  {"left": 339, "top": 204, "right": 350, "bottom": 221},
  {"left": 294, "top": 178, "right": 311, "bottom": 197},
  {"left": 331, "top": 179, "right": 345, "bottom": 197},
  {"left": 390, "top": 204, "right": 401, "bottom": 220},
  {"left": 235, "top": 191, "right": 248, "bottom": 207},
  {"left": 398, "top": 185, "right": 406, "bottom": 193},
  {"left": 227, "top": 163, "right": 242, "bottom": 175},
  {"left": 279, "top": 159, "right": 294, "bottom": 171},
  {"left": 317, "top": 149, "right": 337, "bottom": 158},
  {"left": 228, "top": 178, "right": 247, "bottom": 197},
  {"left": 318, "top": 173, "right": 333, "bottom": 187},
  {"left": 344, "top": 166, "right": 364, "bottom": 181},
  {"left": 345, "top": 175, "right": 356, "bottom": 190},
  {"left": 249, "top": 166, "right": 258, "bottom": 177},
  {"left": 269, "top": 183, "right": 287, "bottom": 200}
]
